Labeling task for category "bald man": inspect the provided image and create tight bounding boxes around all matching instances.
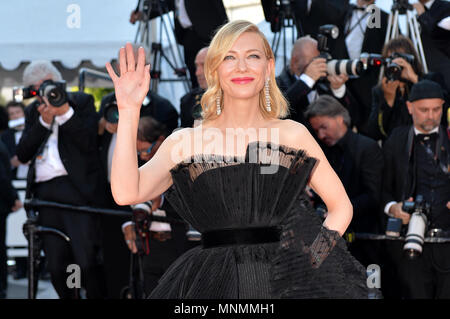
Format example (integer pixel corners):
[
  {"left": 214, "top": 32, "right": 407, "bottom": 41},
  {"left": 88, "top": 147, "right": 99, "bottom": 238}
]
[
  {"left": 276, "top": 36, "right": 361, "bottom": 128},
  {"left": 180, "top": 47, "right": 208, "bottom": 127}
]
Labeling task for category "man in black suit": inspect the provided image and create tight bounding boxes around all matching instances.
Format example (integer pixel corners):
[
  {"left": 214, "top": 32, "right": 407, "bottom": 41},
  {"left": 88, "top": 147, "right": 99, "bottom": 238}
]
[
  {"left": 1, "top": 101, "right": 28, "bottom": 180},
  {"left": 331, "top": 0, "right": 388, "bottom": 134},
  {"left": 292, "top": 0, "right": 349, "bottom": 37},
  {"left": 180, "top": 47, "right": 208, "bottom": 128},
  {"left": 381, "top": 80, "right": 450, "bottom": 299},
  {"left": 0, "top": 140, "right": 22, "bottom": 298},
  {"left": 413, "top": 0, "right": 450, "bottom": 58},
  {"left": 413, "top": 0, "right": 450, "bottom": 89},
  {"left": 130, "top": 0, "right": 228, "bottom": 88},
  {"left": 276, "top": 36, "right": 361, "bottom": 128},
  {"left": 305, "top": 95, "right": 384, "bottom": 267},
  {"left": 16, "top": 60, "right": 106, "bottom": 299}
]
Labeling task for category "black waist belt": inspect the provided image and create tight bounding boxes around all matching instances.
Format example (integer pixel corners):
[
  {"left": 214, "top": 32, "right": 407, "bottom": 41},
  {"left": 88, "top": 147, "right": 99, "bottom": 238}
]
[{"left": 202, "top": 226, "right": 281, "bottom": 249}]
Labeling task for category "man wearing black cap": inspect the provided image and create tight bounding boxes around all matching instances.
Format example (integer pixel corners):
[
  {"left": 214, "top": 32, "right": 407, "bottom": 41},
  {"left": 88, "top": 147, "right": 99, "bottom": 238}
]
[{"left": 381, "top": 79, "right": 450, "bottom": 299}]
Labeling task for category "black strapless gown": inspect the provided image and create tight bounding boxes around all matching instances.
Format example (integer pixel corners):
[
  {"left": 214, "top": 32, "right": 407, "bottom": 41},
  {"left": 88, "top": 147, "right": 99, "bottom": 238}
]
[{"left": 149, "top": 141, "right": 371, "bottom": 298}]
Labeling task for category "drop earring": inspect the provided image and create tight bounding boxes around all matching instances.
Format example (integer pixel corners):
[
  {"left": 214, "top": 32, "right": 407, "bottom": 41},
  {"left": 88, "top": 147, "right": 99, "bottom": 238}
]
[
  {"left": 216, "top": 90, "right": 222, "bottom": 115},
  {"left": 265, "top": 78, "right": 271, "bottom": 112}
]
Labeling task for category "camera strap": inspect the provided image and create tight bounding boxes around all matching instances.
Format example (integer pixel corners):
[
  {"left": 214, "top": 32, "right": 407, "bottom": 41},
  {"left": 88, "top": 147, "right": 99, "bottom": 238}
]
[{"left": 345, "top": 11, "right": 369, "bottom": 38}]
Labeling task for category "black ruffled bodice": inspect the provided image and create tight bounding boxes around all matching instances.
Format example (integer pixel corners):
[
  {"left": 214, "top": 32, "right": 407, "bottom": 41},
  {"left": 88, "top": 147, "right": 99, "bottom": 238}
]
[{"left": 149, "top": 141, "right": 370, "bottom": 299}]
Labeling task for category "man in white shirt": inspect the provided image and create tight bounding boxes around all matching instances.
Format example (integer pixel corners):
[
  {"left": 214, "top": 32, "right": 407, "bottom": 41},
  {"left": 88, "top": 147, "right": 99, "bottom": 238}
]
[
  {"left": 16, "top": 60, "right": 106, "bottom": 299},
  {"left": 276, "top": 36, "right": 360, "bottom": 127},
  {"left": 331, "top": 0, "right": 389, "bottom": 135}
]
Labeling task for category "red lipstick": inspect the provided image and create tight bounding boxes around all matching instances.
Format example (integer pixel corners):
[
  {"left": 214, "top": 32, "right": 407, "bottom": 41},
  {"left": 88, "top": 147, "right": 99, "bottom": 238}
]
[{"left": 231, "top": 77, "right": 254, "bottom": 84}]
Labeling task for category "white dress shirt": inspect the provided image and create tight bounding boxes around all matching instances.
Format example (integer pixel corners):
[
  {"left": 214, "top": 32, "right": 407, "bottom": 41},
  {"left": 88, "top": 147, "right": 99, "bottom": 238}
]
[
  {"left": 297, "top": 73, "right": 346, "bottom": 103},
  {"left": 345, "top": 6, "right": 370, "bottom": 60},
  {"left": 35, "top": 107, "right": 74, "bottom": 183}
]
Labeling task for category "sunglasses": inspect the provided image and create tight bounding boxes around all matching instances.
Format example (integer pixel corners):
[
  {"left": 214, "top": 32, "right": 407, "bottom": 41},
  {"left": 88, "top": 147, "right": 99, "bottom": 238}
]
[{"left": 137, "top": 141, "right": 157, "bottom": 156}]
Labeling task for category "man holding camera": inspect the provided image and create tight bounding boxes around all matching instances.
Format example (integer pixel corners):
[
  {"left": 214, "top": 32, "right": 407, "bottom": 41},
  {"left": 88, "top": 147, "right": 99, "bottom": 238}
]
[
  {"left": 381, "top": 79, "right": 450, "bottom": 299},
  {"left": 331, "top": 0, "right": 388, "bottom": 134},
  {"left": 277, "top": 36, "right": 360, "bottom": 127},
  {"left": 16, "top": 61, "right": 106, "bottom": 299}
]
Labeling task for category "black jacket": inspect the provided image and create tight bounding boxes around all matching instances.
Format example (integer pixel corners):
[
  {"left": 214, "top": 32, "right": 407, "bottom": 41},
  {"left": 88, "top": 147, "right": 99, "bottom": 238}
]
[
  {"left": 0, "top": 128, "right": 18, "bottom": 177},
  {"left": 0, "top": 140, "right": 18, "bottom": 214},
  {"left": 418, "top": 0, "right": 450, "bottom": 58},
  {"left": 0, "top": 129, "right": 16, "bottom": 158},
  {"left": 276, "top": 66, "right": 361, "bottom": 127},
  {"left": 381, "top": 125, "right": 450, "bottom": 229},
  {"left": 180, "top": 87, "right": 204, "bottom": 128},
  {"left": 318, "top": 130, "right": 384, "bottom": 233},
  {"left": 16, "top": 92, "right": 103, "bottom": 205},
  {"left": 149, "top": 0, "right": 228, "bottom": 44},
  {"left": 290, "top": 0, "right": 349, "bottom": 37}
]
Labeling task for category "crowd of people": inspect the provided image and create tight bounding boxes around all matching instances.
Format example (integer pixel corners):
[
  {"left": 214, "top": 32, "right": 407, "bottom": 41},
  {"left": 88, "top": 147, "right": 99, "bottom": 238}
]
[{"left": 0, "top": 0, "right": 449, "bottom": 299}]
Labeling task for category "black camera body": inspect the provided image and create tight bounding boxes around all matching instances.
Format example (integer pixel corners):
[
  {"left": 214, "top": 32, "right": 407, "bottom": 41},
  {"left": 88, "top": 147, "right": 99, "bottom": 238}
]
[
  {"left": 384, "top": 52, "right": 415, "bottom": 81},
  {"left": 264, "top": 0, "right": 295, "bottom": 33},
  {"left": 358, "top": 52, "right": 415, "bottom": 81},
  {"left": 13, "top": 80, "right": 68, "bottom": 107},
  {"left": 103, "top": 101, "right": 119, "bottom": 124},
  {"left": 317, "top": 24, "right": 364, "bottom": 78},
  {"left": 132, "top": 201, "right": 153, "bottom": 256}
]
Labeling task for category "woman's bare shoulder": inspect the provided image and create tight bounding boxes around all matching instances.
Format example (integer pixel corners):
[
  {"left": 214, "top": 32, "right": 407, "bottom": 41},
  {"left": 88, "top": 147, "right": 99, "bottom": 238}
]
[{"left": 268, "top": 119, "right": 312, "bottom": 147}]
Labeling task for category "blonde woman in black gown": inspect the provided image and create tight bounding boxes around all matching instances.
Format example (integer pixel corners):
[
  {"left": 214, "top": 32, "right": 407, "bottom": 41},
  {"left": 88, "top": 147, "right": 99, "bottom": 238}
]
[{"left": 106, "top": 20, "right": 371, "bottom": 298}]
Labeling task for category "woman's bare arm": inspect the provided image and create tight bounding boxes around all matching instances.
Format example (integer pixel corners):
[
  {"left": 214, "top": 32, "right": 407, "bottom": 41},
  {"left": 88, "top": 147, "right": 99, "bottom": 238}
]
[
  {"left": 106, "top": 43, "right": 188, "bottom": 205},
  {"left": 288, "top": 121, "right": 353, "bottom": 236}
]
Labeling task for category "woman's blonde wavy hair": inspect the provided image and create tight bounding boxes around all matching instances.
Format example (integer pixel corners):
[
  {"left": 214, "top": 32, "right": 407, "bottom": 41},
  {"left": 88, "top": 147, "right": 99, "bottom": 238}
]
[{"left": 201, "top": 20, "right": 289, "bottom": 122}]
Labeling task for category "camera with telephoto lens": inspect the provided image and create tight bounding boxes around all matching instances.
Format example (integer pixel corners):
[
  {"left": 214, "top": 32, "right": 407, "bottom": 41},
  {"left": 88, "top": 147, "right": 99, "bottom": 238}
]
[
  {"left": 13, "top": 80, "right": 68, "bottom": 107},
  {"left": 317, "top": 24, "right": 364, "bottom": 77},
  {"left": 402, "top": 195, "right": 431, "bottom": 259},
  {"left": 103, "top": 100, "right": 119, "bottom": 124},
  {"left": 131, "top": 201, "right": 153, "bottom": 255}
]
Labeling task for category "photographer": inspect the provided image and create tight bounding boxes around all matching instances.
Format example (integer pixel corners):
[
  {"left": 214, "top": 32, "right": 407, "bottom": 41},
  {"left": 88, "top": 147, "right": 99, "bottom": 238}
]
[
  {"left": 277, "top": 36, "right": 361, "bottom": 127},
  {"left": 16, "top": 61, "right": 106, "bottom": 299},
  {"left": 331, "top": 0, "right": 389, "bottom": 134},
  {"left": 121, "top": 116, "right": 198, "bottom": 296},
  {"left": 305, "top": 95, "right": 384, "bottom": 268},
  {"left": 366, "top": 36, "right": 449, "bottom": 142},
  {"left": 381, "top": 80, "right": 450, "bottom": 299}
]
